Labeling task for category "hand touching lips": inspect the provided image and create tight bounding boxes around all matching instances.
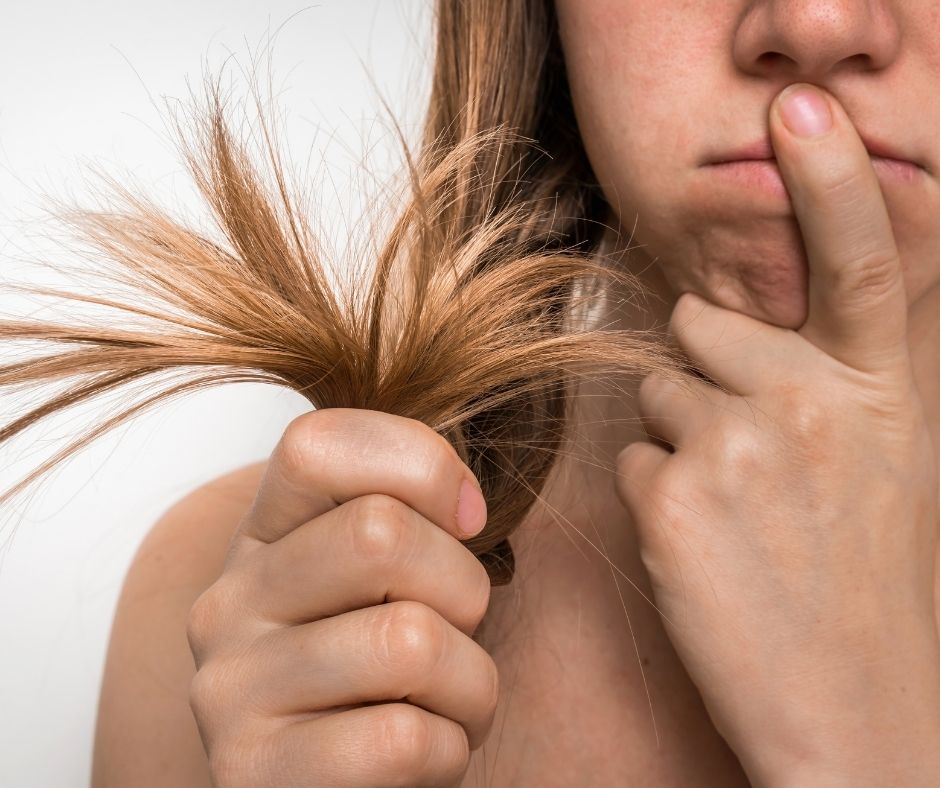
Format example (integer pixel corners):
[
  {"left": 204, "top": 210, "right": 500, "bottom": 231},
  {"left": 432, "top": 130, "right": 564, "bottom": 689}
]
[
  {"left": 701, "top": 114, "right": 930, "bottom": 201},
  {"left": 705, "top": 132, "right": 928, "bottom": 171},
  {"left": 616, "top": 83, "right": 940, "bottom": 784}
]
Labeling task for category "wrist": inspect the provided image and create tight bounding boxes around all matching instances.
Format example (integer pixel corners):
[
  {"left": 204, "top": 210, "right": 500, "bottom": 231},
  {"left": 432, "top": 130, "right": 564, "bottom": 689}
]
[
  {"left": 756, "top": 740, "right": 940, "bottom": 788},
  {"left": 742, "top": 683, "right": 940, "bottom": 787},
  {"left": 735, "top": 637, "right": 940, "bottom": 786}
]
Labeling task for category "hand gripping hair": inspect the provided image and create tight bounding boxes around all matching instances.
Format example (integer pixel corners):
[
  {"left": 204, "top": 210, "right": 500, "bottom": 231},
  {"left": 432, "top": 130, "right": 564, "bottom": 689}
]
[{"left": 0, "top": 1, "right": 682, "bottom": 585}]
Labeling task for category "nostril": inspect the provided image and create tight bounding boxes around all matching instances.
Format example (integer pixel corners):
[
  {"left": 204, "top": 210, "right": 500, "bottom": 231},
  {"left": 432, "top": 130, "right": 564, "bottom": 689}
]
[{"left": 755, "top": 51, "right": 791, "bottom": 70}]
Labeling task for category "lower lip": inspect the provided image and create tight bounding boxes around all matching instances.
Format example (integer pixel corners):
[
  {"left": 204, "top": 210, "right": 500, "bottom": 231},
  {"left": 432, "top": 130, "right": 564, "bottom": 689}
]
[{"left": 703, "top": 157, "right": 925, "bottom": 199}]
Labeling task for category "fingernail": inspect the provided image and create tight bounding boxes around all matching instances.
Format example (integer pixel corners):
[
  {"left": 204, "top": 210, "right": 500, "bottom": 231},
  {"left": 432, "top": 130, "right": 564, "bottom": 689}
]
[
  {"left": 456, "top": 478, "right": 487, "bottom": 537},
  {"left": 778, "top": 85, "right": 833, "bottom": 138}
]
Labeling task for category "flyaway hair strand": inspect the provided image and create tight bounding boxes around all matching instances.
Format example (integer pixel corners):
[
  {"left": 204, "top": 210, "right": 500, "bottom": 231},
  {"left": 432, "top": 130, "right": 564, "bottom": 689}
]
[{"left": 0, "top": 25, "right": 685, "bottom": 585}]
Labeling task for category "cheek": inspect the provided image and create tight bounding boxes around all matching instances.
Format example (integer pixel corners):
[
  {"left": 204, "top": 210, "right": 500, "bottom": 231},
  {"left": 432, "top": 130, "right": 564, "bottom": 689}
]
[
  {"left": 593, "top": 136, "right": 814, "bottom": 329},
  {"left": 558, "top": 0, "right": 716, "bottom": 188},
  {"left": 558, "top": 8, "right": 806, "bottom": 322},
  {"left": 559, "top": 1, "right": 940, "bottom": 328},
  {"left": 885, "top": 180, "right": 940, "bottom": 305}
]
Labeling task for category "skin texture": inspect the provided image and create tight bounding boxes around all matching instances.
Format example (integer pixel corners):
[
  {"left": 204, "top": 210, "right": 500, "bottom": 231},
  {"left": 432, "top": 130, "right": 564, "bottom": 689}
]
[
  {"left": 553, "top": 0, "right": 940, "bottom": 783},
  {"left": 620, "top": 91, "right": 940, "bottom": 782},
  {"left": 93, "top": 2, "right": 940, "bottom": 785},
  {"left": 181, "top": 408, "right": 500, "bottom": 787},
  {"left": 555, "top": 0, "right": 940, "bottom": 332}
]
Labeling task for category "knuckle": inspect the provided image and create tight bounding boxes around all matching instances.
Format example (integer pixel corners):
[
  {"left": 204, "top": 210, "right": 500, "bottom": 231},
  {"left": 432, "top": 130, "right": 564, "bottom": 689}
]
[
  {"left": 768, "top": 383, "right": 835, "bottom": 449},
  {"left": 482, "top": 656, "right": 500, "bottom": 719},
  {"left": 412, "top": 418, "right": 462, "bottom": 469},
  {"left": 453, "top": 737, "right": 472, "bottom": 777},
  {"left": 188, "top": 661, "right": 229, "bottom": 720},
  {"left": 819, "top": 165, "right": 868, "bottom": 204},
  {"left": 782, "top": 389, "right": 827, "bottom": 441},
  {"left": 646, "top": 463, "right": 681, "bottom": 506},
  {"left": 185, "top": 596, "right": 211, "bottom": 655},
  {"left": 818, "top": 170, "right": 901, "bottom": 302},
  {"left": 349, "top": 494, "right": 415, "bottom": 568},
  {"left": 373, "top": 704, "right": 434, "bottom": 781},
  {"left": 186, "top": 585, "right": 224, "bottom": 658},
  {"left": 775, "top": 386, "right": 838, "bottom": 464},
  {"left": 445, "top": 722, "right": 471, "bottom": 774},
  {"left": 463, "top": 564, "right": 492, "bottom": 633},
  {"left": 186, "top": 577, "right": 244, "bottom": 660},
  {"left": 276, "top": 409, "right": 338, "bottom": 489},
  {"left": 643, "top": 459, "right": 700, "bottom": 522},
  {"left": 841, "top": 247, "right": 901, "bottom": 304},
  {"left": 616, "top": 442, "right": 664, "bottom": 497},
  {"left": 375, "top": 601, "right": 445, "bottom": 677},
  {"left": 711, "top": 426, "right": 762, "bottom": 478},
  {"left": 409, "top": 424, "right": 465, "bottom": 488}
]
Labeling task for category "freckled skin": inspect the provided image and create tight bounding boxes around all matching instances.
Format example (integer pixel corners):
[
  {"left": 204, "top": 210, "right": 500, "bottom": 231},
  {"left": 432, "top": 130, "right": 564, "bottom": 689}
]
[{"left": 554, "top": 0, "right": 940, "bottom": 329}]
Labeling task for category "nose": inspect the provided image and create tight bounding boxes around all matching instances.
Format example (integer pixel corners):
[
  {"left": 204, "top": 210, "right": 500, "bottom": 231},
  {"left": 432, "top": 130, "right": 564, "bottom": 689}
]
[{"left": 733, "top": 0, "right": 901, "bottom": 80}]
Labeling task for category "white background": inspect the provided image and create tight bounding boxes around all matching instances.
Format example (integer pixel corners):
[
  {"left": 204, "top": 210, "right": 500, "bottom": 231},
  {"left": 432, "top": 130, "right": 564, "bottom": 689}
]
[{"left": 0, "top": 3, "right": 433, "bottom": 784}]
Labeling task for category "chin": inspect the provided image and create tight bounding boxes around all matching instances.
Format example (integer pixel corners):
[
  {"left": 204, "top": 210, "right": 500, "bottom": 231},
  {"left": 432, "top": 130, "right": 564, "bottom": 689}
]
[
  {"left": 647, "top": 206, "right": 815, "bottom": 329},
  {"left": 722, "top": 286, "right": 808, "bottom": 330},
  {"left": 676, "top": 248, "right": 810, "bottom": 330}
]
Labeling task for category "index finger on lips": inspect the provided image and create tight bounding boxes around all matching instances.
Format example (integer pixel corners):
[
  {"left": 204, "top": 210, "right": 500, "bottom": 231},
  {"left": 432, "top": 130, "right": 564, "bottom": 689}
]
[
  {"left": 234, "top": 408, "right": 487, "bottom": 546},
  {"left": 769, "top": 83, "right": 909, "bottom": 375}
]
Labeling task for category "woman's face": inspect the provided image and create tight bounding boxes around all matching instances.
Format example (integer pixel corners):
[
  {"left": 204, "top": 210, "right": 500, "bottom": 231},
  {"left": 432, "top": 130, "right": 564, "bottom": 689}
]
[{"left": 554, "top": 1, "right": 940, "bottom": 329}]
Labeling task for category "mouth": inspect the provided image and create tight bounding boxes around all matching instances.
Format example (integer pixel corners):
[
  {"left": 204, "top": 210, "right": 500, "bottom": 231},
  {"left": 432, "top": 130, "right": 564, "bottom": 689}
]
[
  {"left": 705, "top": 135, "right": 929, "bottom": 173},
  {"left": 702, "top": 158, "right": 926, "bottom": 203}
]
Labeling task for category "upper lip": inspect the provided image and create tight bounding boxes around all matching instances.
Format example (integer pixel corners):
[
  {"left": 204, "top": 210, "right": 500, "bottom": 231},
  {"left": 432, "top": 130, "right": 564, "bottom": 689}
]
[{"left": 707, "top": 135, "right": 926, "bottom": 169}]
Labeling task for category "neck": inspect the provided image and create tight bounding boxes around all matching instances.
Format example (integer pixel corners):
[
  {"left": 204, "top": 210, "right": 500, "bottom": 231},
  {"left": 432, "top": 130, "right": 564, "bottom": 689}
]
[
  {"left": 535, "top": 242, "right": 940, "bottom": 492},
  {"left": 475, "top": 244, "right": 940, "bottom": 777},
  {"left": 474, "top": 247, "right": 747, "bottom": 780},
  {"left": 480, "top": 243, "right": 678, "bottom": 657}
]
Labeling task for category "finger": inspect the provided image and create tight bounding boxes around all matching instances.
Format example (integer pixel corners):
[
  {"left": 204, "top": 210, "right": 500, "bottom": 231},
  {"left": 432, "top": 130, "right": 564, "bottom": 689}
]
[
  {"left": 770, "top": 83, "right": 909, "bottom": 374},
  {"left": 244, "top": 601, "right": 498, "bottom": 750},
  {"left": 637, "top": 371, "right": 738, "bottom": 449},
  {"left": 668, "top": 291, "right": 810, "bottom": 396},
  {"left": 236, "top": 408, "right": 486, "bottom": 545},
  {"left": 614, "top": 439, "right": 671, "bottom": 523},
  {"left": 243, "top": 494, "right": 492, "bottom": 637},
  {"left": 268, "top": 703, "right": 471, "bottom": 787}
]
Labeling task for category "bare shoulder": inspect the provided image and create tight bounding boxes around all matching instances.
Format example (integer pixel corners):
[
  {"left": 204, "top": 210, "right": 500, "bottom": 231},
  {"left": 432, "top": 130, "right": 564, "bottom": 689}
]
[
  {"left": 118, "top": 459, "right": 269, "bottom": 614},
  {"left": 91, "top": 460, "right": 268, "bottom": 788},
  {"left": 139, "top": 459, "right": 269, "bottom": 578}
]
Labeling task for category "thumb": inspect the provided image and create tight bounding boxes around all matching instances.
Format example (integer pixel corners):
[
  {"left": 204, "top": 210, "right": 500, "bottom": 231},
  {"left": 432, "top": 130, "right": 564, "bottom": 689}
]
[{"left": 770, "top": 83, "right": 910, "bottom": 374}]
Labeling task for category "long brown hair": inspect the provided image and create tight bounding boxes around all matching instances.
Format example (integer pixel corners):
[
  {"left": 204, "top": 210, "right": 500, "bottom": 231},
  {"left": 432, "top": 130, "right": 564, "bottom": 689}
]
[{"left": 0, "top": 1, "right": 683, "bottom": 584}]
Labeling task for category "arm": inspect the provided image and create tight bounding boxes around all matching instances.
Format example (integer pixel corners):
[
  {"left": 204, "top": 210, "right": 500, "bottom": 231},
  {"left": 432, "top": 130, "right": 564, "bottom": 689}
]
[{"left": 91, "top": 462, "right": 266, "bottom": 788}]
